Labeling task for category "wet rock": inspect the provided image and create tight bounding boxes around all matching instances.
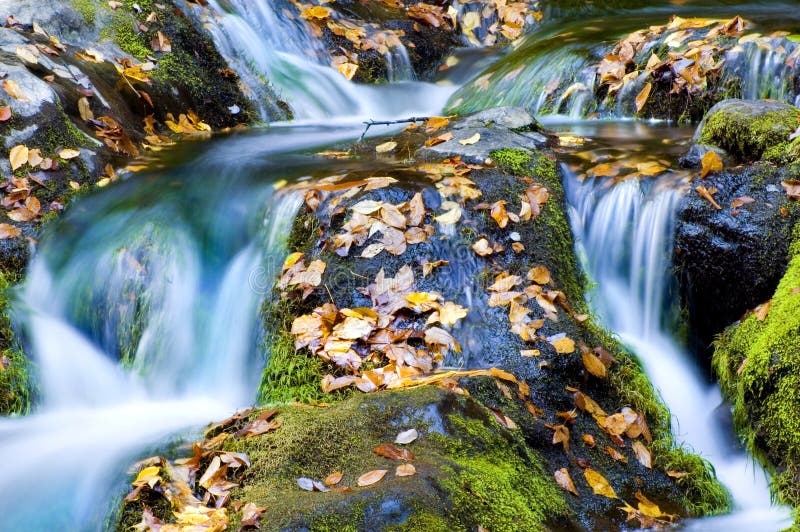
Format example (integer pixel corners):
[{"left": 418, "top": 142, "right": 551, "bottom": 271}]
[
  {"left": 691, "top": 99, "right": 800, "bottom": 164},
  {"left": 252, "top": 121, "right": 730, "bottom": 527},
  {"left": 416, "top": 107, "right": 549, "bottom": 163},
  {"left": 674, "top": 162, "right": 800, "bottom": 354}
]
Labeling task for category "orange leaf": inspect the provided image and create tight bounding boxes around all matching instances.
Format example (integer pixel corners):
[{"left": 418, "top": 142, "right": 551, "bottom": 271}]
[{"left": 357, "top": 469, "right": 388, "bottom": 487}]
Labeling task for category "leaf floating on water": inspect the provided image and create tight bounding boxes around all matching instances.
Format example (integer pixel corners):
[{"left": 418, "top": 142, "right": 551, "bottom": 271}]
[
  {"left": 396, "top": 463, "right": 416, "bottom": 477},
  {"left": 395, "top": 428, "right": 419, "bottom": 445},
  {"left": 635, "top": 82, "right": 652, "bottom": 112},
  {"left": 584, "top": 468, "right": 617, "bottom": 499},
  {"left": 422, "top": 260, "right": 448, "bottom": 277},
  {"left": 3, "top": 80, "right": 29, "bottom": 101},
  {"left": 700, "top": 151, "right": 723, "bottom": 178},
  {"left": 554, "top": 468, "right": 579, "bottom": 496},
  {"left": 375, "top": 141, "right": 397, "bottom": 153},
  {"left": 357, "top": 469, "right": 388, "bottom": 487}
]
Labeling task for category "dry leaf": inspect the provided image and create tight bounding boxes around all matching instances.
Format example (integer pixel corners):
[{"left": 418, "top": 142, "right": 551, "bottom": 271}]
[
  {"left": 584, "top": 468, "right": 617, "bottom": 498},
  {"left": 376, "top": 141, "right": 397, "bottom": 153},
  {"left": 459, "top": 133, "right": 480, "bottom": 145},
  {"left": 59, "top": 148, "right": 81, "bottom": 160},
  {"left": 324, "top": 472, "right": 343, "bottom": 486},
  {"left": 395, "top": 463, "right": 416, "bottom": 477},
  {"left": 0, "top": 223, "right": 21, "bottom": 239},
  {"left": 635, "top": 82, "right": 652, "bottom": 112},
  {"left": 374, "top": 444, "right": 414, "bottom": 461},
  {"left": 781, "top": 179, "right": 800, "bottom": 200},
  {"left": 550, "top": 337, "right": 575, "bottom": 354},
  {"left": 472, "top": 238, "right": 493, "bottom": 256},
  {"left": 395, "top": 429, "right": 418, "bottom": 445},
  {"left": 700, "top": 151, "right": 723, "bottom": 178},
  {"left": 555, "top": 468, "right": 579, "bottom": 496},
  {"left": 696, "top": 185, "right": 722, "bottom": 209},
  {"left": 357, "top": 469, "right": 388, "bottom": 486},
  {"left": 632, "top": 441, "right": 652, "bottom": 468},
  {"left": 9, "top": 145, "right": 29, "bottom": 171},
  {"left": 582, "top": 351, "right": 607, "bottom": 378}
]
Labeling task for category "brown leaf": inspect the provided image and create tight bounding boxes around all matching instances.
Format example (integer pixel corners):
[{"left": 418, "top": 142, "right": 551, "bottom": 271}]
[
  {"left": 527, "top": 266, "right": 551, "bottom": 285},
  {"left": 696, "top": 185, "right": 721, "bottom": 210},
  {"left": 0, "top": 106, "right": 11, "bottom": 122},
  {"left": 754, "top": 301, "right": 771, "bottom": 321},
  {"left": 324, "top": 472, "right": 343, "bottom": 486},
  {"left": 635, "top": 82, "right": 652, "bottom": 112},
  {"left": 604, "top": 445, "right": 628, "bottom": 463},
  {"left": 151, "top": 30, "right": 172, "bottom": 52},
  {"left": 374, "top": 444, "right": 414, "bottom": 461},
  {"left": 554, "top": 468, "right": 579, "bottom": 495},
  {"left": 584, "top": 468, "right": 617, "bottom": 498},
  {"left": 357, "top": 469, "right": 388, "bottom": 487},
  {"left": 240, "top": 502, "right": 267, "bottom": 530},
  {"left": 781, "top": 179, "right": 800, "bottom": 200},
  {"left": 490, "top": 200, "right": 510, "bottom": 228},
  {"left": 0, "top": 223, "right": 21, "bottom": 239},
  {"left": 3, "top": 80, "right": 29, "bottom": 101},
  {"left": 583, "top": 434, "right": 596, "bottom": 447},
  {"left": 548, "top": 423, "right": 570, "bottom": 452}
]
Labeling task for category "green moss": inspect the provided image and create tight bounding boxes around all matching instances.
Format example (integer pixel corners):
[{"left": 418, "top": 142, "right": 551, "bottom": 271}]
[
  {"left": 71, "top": 0, "right": 97, "bottom": 25},
  {"left": 700, "top": 104, "right": 800, "bottom": 164},
  {"left": 714, "top": 226, "right": 800, "bottom": 510},
  {"left": 0, "top": 271, "right": 32, "bottom": 416},
  {"left": 220, "top": 386, "right": 571, "bottom": 531}
]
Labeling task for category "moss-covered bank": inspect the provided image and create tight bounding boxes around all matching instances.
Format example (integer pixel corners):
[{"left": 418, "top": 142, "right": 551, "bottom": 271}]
[{"left": 714, "top": 224, "right": 800, "bottom": 520}]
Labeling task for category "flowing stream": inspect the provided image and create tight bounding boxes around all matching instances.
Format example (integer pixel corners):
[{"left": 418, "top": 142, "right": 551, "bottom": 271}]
[{"left": 0, "top": 1, "right": 798, "bottom": 530}]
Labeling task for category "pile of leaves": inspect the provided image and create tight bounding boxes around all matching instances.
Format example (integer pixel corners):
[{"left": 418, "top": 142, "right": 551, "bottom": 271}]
[
  {"left": 124, "top": 409, "right": 283, "bottom": 531},
  {"left": 596, "top": 15, "right": 749, "bottom": 111}
]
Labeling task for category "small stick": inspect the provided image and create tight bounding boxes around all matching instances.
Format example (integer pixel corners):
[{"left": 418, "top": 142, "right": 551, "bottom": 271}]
[{"left": 358, "top": 116, "right": 430, "bottom": 143}]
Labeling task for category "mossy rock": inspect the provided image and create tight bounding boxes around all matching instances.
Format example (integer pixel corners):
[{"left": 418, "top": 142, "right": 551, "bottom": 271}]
[
  {"left": 0, "top": 271, "right": 32, "bottom": 416},
  {"left": 216, "top": 385, "right": 575, "bottom": 531},
  {"left": 714, "top": 226, "right": 800, "bottom": 518},
  {"left": 255, "top": 127, "right": 730, "bottom": 527},
  {"left": 697, "top": 99, "right": 800, "bottom": 164}
]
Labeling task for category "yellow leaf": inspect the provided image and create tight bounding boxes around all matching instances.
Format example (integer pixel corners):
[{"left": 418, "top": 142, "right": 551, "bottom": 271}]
[
  {"left": 434, "top": 204, "right": 462, "bottom": 225},
  {"left": 301, "top": 5, "right": 331, "bottom": 19},
  {"left": 436, "top": 301, "right": 468, "bottom": 326},
  {"left": 3, "top": 80, "right": 29, "bottom": 101},
  {"left": 582, "top": 351, "right": 607, "bottom": 378},
  {"left": 324, "top": 472, "right": 343, "bottom": 486},
  {"left": 458, "top": 133, "right": 480, "bottom": 145},
  {"left": 283, "top": 252, "right": 304, "bottom": 270},
  {"left": 527, "top": 266, "right": 551, "bottom": 285},
  {"left": 472, "top": 238, "right": 493, "bottom": 256},
  {"left": 554, "top": 468, "right": 579, "bottom": 495},
  {"left": 59, "top": 148, "right": 81, "bottom": 160},
  {"left": 133, "top": 466, "right": 161, "bottom": 486},
  {"left": 635, "top": 491, "right": 664, "bottom": 518},
  {"left": 490, "top": 200, "right": 509, "bottom": 228},
  {"left": 9, "top": 145, "right": 29, "bottom": 171},
  {"left": 584, "top": 468, "right": 617, "bottom": 498},
  {"left": 635, "top": 82, "right": 652, "bottom": 113},
  {"left": 422, "top": 260, "right": 448, "bottom": 277},
  {"left": 357, "top": 469, "right": 388, "bottom": 486},
  {"left": 550, "top": 337, "right": 575, "bottom": 354},
  {"left": 336, "top": 62, "right": 358, "bottom": 80},
  {"left": 375, "top": 141, "right": 397, "bottom": 153},
  {"left": 700, "top": 150, "right": 723, "bottom": 178}
]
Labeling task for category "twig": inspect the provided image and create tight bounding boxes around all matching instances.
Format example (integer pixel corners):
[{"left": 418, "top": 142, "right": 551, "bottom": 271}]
[{"left": 358, "top": 116, "right": 430, "bottom": 143}]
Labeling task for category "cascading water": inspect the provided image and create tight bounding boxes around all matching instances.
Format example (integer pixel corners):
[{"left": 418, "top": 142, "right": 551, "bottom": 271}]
[
  {"left": 191, "top": 0, "right": 429, "bottom": 121},
  {"left": 560, "top": 120, "right": 793, "bottom": 530}
]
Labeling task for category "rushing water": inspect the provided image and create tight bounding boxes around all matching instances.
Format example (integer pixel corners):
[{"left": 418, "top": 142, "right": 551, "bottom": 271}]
[
  {"left": 555, "top": 119, "right": 792, "bottom": 530},
  {"left": 1, "top": 0, "right": 799, "bottom": 530}
]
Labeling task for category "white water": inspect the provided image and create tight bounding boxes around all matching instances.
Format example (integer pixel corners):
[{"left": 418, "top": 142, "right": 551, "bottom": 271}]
[
  {"left": 564, "top": 166, "right": 793, "bottom": 530},
  {"left": 193, "top": 0, "right": 439, "bottom": 121}
]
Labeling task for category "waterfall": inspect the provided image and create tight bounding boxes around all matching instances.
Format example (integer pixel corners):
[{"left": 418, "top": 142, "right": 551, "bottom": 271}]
[
  {"left": 192, "top": 0, "right": 434, "bottom": 121},
  {"left": 564, "top": 165, "right": 793, "bottom": 530}
]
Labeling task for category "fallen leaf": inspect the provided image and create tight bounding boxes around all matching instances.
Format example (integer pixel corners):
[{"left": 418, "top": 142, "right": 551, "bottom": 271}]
[
  {"left": 458, "top": 133, "right": 480, "bottom": 145},
  {"left": 9, "top": 145, "right": 29, "bottom": 171},
  {"left": 583, "top": 434, "right": 596, "bottom": 447},
  {"left": 548, "top": 424, "right": 570, "bottom": 452},
  {"left": 357, "top": 469, "right": 388, "bottom": 487},
  {"left": 582, "top": 351, "right": 607, "bottom": 378},
  {"left": 58, "top": 148, "right": 81, "bottom": 160},
  {"left": 324, "top": 472, "right": 343, "bottom": 486},
  {"left": 376, "top": 141, "right": 397, "bottom": 153},
  {"left": 700, "top": 151, "right": 723, "bottom": 178},
  {"left": 584, "top": 468, "right": 617, "bottom": 498},
  {"left": 472, "top": 238, "right": 493, "bottom": 256},
  {"left": 754, "top": 301, "right": 771, "bottom": 321},
  {"left": 395, "top": 428, "right": 419, "bottom": 445},
  {"left": 0, "top": 106, "right": 11, "bottom": 122},
  {"left": 550, "top": 337, "right": 575, "bottom": 354},
  {"left": 374, "top": 444, "right": 414, "bottom": 461},
  {"left": 632, "top": 441, "right": 652, "bottom": 468},
  {"left": 240, "top": 501, "right": 267, "bottom": 529},
  {"left": 696, "top": 185, "right": 722, "bottom": 210},
  {"left": 395, "top": 463, "right": 416, "bottom": 477},
  {"left": 605, "top": 445, "right": 628, "bottom": 463},
  {"left": 635, "top": 82, "right": 652, "bottom": 112},
  {"left": 3, "top": 80, "right": 29, "bottom": 101},
  {"left": 555, "top": 468, "right": 579, "bottom": 495},
  {"left": 0, "top": 224, "right": 21, "bottom": 239},
  {"left": 781, "top": 179, "right": 800, "bottom": 200}
]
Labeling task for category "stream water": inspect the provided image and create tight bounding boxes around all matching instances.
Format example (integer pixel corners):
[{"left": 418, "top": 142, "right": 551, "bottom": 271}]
[{"left": 0, "top": 1, "right": 798, "bottom": 530}]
